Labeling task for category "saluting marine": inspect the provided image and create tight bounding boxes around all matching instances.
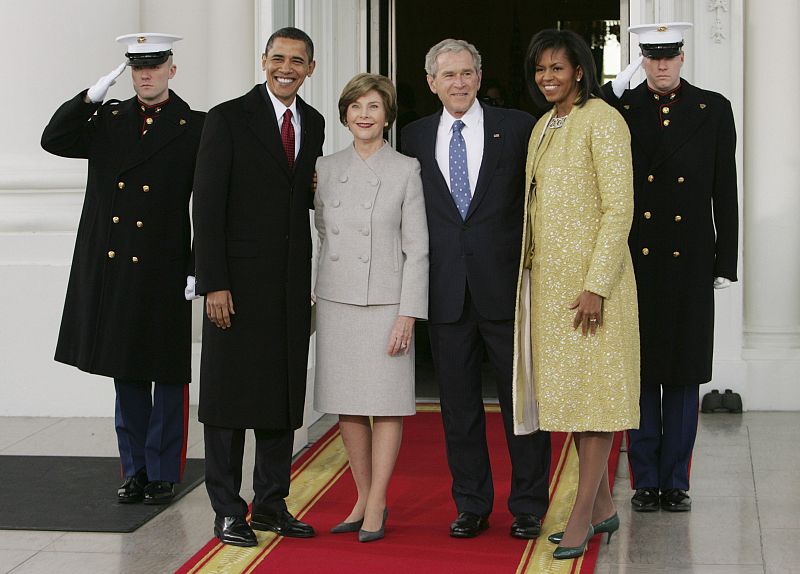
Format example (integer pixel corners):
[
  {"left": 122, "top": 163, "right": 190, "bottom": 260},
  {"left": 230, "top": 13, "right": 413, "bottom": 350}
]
[
  {"left": 602, "top": 23, "right": 739, "bottom": 513},
  {"left": 41, "top": 34, "right": 205, "bottom": 505}
]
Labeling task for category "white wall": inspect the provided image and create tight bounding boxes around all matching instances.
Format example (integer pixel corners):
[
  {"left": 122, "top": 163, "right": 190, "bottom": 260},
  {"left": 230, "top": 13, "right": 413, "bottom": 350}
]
[{"left": 741, "top": 0, "right": 800, "bottom": 409}]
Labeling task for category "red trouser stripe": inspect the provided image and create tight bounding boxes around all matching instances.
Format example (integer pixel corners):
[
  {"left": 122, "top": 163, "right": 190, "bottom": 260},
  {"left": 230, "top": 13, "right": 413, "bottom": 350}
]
[{"left": 179, "top": 385, "right": 189, "bottom": 481}]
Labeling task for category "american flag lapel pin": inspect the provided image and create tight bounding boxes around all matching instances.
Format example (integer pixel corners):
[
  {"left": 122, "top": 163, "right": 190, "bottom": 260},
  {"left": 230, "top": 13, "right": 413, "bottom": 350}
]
[{"left": 493, "top": 133, "right": 501, "bottom": 138}]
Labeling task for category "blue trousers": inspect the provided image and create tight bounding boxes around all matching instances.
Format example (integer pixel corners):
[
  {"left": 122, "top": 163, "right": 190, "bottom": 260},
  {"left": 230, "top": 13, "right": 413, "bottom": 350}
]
[
  {"left": 114, "top": 379, "right": 189, "bottom": 483},
  {"left": 627, "top": 384, "right": 699, "bottom": 491}
]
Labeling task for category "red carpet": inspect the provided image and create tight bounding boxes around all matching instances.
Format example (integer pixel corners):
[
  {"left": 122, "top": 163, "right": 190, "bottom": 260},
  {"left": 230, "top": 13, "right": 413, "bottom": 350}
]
[{"left": 177, "top": 406, "right": 621, "bottom": 574}]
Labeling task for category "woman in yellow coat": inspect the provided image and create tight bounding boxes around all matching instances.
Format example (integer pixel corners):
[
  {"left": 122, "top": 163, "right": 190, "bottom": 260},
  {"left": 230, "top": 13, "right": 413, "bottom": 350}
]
[{"left": 512, "top": 30, "right": 640, "bottom": 560}]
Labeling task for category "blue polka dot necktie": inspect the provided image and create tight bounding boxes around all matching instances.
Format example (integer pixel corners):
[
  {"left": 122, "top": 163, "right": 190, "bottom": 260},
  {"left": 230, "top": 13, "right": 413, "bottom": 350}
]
[{"left": 449, "top": 119, "right": 471, "bottom": 219}]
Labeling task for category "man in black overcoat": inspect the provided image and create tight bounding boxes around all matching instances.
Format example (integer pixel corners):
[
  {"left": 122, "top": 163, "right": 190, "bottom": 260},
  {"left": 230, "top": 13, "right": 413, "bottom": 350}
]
[
  {"left": 192, "top": 27, "right": 325, "bottom": 547},
  {"left": 402, "top": 39, "right": 551, "bottom": 540},
  {"left": 602, "top": 22, "right": 739, "bottom": 513},
  {"left": 41, "top": 34, "right": 204, "bottom": 505}
]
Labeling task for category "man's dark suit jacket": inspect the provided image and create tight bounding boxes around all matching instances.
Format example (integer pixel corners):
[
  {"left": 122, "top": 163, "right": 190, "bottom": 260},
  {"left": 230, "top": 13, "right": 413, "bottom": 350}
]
[
  {"left": 193, "top": 85, "right": 324, "bottom": 430},
  {"left": 401, "top": 103, "right": 535, "bottom": 324}
]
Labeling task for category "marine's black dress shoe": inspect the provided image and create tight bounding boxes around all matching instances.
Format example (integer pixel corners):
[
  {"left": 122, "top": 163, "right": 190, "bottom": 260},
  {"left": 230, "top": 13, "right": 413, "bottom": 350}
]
[
  {"left": 214, "top": 515, "right": 258, "bottom": 547},
  {"left": 510, "top": 514, "right": 542, "bottom": 539},
  {"left": 143, "top": 480, "right": 174, "bottom": 505},
  {"left": 450, "top": 511, "right": 489, "bottom": 538},
  {"left": 660, "top": 488, "right": 691, "bottom": 512},
  {"left": 117, "top": 469, "right": 148, "bottom": 504},
  {"left": 631, "top": 488, "right": 660, "bottom": 512},
  {"left": 250, "top": 509, "right": 315, "bottom": 538}
]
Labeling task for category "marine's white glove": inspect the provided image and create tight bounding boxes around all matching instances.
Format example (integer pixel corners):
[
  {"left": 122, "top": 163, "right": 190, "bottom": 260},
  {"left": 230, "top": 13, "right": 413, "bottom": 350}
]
[
  {"left": 713, "top": 277, "right": 731, "bottom": 290},
  {"left": 86, "top": 62, "right": 127, "bottom": 103},
  {"left": 185, "top": 276, "right": 200, "bottom": 300},
  {"left": 611, "top": 56, "right": 644, "bottom": 98}
]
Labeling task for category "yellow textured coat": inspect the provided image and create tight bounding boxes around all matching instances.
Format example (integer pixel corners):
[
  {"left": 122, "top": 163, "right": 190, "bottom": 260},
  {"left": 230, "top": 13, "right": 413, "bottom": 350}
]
[{"left": 512, "top": 98, "right": 640, "bottom": 434}]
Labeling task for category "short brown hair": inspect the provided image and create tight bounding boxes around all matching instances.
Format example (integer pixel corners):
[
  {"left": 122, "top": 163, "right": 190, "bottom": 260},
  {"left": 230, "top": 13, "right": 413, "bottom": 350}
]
[{"left": 338, "top": 73, "right": 398, "bottom": 129}]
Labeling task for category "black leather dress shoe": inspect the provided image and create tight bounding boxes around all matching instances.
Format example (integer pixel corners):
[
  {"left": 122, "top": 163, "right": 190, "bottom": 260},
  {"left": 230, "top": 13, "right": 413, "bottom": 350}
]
[
  {"left": 250, "top": 509, "right": 315, "bottom": 538},
  {"left": 510, "top": 514, "right": 542, "bottom": 539},
  {"left": 214, "top": 515, "right": 258, "bottom": 547},
  {"left": 450, "top": 512, "right": 489, "bottom": 538},
  {"left": 117, "top": 469, "right": 148, "bottom": 504},
  {"left": 143, "top": 480, "right": 174, "bottom": 505},
  {"left": 660, "top": 489, "right": 691, "bottom": 512},
  {"left": 631, "top": 488, "right": 660, "bottom": 512}
]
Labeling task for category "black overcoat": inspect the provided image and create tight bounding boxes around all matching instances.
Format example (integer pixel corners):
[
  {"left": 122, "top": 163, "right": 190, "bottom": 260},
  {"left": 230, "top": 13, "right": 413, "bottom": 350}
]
[
  {"left": 193, "top": 85, "right": 324, "bottom": 430},
  {"left": 41, "top": 90, "right": 205, "bottom": 383},
  {"left": 603, "top": 80, "right": 738, "bottom": 386}
]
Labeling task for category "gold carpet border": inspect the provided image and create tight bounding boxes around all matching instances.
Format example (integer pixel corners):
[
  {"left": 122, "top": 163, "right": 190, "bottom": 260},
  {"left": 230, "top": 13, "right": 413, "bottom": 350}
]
[
  {"left": 192, "top": 430, "right": 349, "bottom": 574},
  {"left": 514, "top": 433, "right": 569, "bottom": 574},
  {"left": 416, "top": 403, "right": 501, "bottom": 414},
  {"left": 518, "top": 436, "right": 585, "bottom": 573}
]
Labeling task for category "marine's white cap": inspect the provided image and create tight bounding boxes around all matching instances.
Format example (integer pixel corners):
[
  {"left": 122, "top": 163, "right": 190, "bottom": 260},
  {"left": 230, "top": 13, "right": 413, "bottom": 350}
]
[
  {"left": 629, "top": 22, "right": 692, "bottom": 57},
  {"left": 115, "top": 33, "right": 182, "bottom": 66}
]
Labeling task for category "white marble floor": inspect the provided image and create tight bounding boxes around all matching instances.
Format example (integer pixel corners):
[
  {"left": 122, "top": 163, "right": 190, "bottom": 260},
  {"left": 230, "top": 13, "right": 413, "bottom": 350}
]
[{"left": 0, "top": 410, "right": 797, "bottom": 574}]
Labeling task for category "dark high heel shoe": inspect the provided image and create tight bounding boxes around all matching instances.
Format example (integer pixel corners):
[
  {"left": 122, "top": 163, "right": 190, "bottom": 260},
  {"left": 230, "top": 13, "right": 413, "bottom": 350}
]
[
  {"left": 548, "top": 513, "right": 619, "bottom": 544},
  {"left": 358, "top": 508, "right": 389, "bottom": 543},
  {"left": 553, "top": 525, "right": 594, "bottom": 560},
  {"left": 330, "top": 517, "right": 364, "bottom": 533}
]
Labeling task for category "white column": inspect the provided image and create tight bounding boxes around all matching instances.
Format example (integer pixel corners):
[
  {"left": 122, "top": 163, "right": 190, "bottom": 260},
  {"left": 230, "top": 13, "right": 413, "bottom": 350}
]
[
  {"left": 206, "top": 0, "right": 255, "bottom": 107},
  {"left": 291, "top": 0, "right": 365, "bottom": 447},
  {"left": 0, "top": 0, "right": 140, "bottom": 416},
  {"left": 742, "top": 0, "right": 800, "bottom": 408}
]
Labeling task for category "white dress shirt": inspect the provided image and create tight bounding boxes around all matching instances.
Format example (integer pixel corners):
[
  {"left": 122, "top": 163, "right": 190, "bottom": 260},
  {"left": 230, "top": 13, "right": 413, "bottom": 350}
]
[
  {"left": 265, "top": 83, "right": 301, "bottom": 159},
  {"left": 435, "top": 98, "right": 484, "bottom": 197}
]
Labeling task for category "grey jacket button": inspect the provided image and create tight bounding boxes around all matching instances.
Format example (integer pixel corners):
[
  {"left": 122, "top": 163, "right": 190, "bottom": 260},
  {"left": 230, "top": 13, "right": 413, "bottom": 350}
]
[{"left": 330, "top": 253, "right": 339, "bottom": 261}]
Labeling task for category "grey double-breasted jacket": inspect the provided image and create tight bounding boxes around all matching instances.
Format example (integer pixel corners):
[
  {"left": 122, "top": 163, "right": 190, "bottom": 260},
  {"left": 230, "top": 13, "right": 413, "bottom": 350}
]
[{"left": 313, "top": 143, "right": 429, "bottom": 319}]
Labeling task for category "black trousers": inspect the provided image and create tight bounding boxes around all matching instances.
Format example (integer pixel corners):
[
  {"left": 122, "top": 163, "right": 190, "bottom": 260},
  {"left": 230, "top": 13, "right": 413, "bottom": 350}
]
[
  {"left": 203, "top": 424, "right": 293, "bottom": 518},
  {"left": 114, "top": 379, "right": 188, "bottom": 483},
  {"left": 628, "top": 384, "right": 700, "bottom": 491},
  {"left": 428, "top": 288, "right": 551, "bottom": 518}
]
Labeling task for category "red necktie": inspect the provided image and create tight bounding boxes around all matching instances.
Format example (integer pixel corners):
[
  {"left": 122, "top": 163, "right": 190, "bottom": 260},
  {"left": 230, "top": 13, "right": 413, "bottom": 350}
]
[{"left": 281, "top": 109, "right": 295, "bottom": 169}]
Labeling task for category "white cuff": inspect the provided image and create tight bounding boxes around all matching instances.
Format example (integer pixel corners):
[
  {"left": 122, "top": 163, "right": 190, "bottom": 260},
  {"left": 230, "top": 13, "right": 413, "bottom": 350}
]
[{"left": 185, "top": 276, "right": 200, "bottom": 300}]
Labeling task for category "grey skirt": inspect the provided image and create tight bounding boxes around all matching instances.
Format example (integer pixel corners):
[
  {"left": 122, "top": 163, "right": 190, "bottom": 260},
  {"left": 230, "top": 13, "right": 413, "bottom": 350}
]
[{"left": 313, "top": 297, "right": 415, "bottom": 416}]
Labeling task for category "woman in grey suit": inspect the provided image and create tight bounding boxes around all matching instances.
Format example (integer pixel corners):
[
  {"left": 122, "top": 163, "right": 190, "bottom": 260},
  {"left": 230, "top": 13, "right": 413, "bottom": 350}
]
[{"left": 313, "top": 73, "right": 429, "bottom": 542}]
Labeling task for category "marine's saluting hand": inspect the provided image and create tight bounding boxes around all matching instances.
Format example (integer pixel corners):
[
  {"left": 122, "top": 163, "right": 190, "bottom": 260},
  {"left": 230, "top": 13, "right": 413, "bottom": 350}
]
[{"left": 85, "top": 62, "right": 128, "bottom": 104}]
